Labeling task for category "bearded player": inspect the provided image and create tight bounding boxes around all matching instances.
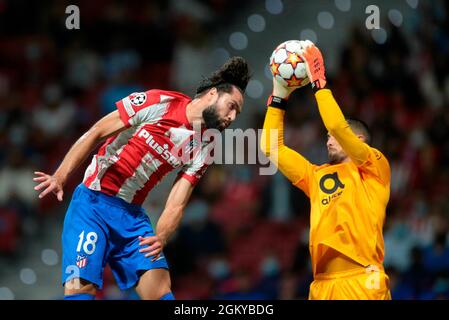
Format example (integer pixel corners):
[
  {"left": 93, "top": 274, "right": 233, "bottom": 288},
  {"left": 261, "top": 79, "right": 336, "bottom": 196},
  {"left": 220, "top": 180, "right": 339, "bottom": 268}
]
[
  {"left": 261, "top": 41, "right": 391, "bottom": 300},
  {"left": 34, "top": 57, "right": 250, "bottom": 300}
]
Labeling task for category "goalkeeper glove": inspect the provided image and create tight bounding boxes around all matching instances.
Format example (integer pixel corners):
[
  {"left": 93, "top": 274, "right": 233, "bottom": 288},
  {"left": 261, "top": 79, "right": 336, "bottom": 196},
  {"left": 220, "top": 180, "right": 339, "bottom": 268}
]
[
  {"left": 269, "top": 75, "right": 300, "bottom": 109},
  {"left": 271, "top": 77, "right": 297, "bottom": 99},
  {"left": 267, "top": 75, "right": 298, "bottom": 110},
  {"left": 298, "top": 40, "right": 327, "bottom": 91}
]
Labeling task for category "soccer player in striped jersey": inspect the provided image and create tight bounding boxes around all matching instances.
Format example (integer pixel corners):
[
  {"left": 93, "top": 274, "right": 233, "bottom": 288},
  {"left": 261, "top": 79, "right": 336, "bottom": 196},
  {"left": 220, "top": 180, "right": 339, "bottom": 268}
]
[
  {"left": 261, "top": 42, "right": 391, "bottom": 299},
  {"left": 34, "top": 57, "right": 250, "bottom": 300}
]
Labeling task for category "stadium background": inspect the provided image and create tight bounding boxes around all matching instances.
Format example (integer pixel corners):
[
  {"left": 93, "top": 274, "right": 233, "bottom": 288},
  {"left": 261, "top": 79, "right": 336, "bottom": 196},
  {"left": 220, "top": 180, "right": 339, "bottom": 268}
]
[{"left": 1, "top": 0, "right": 448, "bottom": 300}]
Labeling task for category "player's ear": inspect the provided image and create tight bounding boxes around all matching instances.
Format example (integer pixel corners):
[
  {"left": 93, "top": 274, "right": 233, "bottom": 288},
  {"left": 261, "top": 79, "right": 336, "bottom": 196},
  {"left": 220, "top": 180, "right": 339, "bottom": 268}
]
[
  {"left": 209, "top": 87, "right": 218, "bottom": 97},
  {"left": 358, "top": 134, "right": 366, "bottom": 142},
  {"left": 203, "top": 88, "right": 218, "bottom": 105}
]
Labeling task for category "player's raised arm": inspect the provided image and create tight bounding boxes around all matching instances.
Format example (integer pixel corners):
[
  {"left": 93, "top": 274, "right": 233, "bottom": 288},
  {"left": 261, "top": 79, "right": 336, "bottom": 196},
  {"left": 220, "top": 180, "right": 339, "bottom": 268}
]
[
  {"left": 299, "top": 42, "right": 370, "bottom": 166},
  {"left": 139, "top": 140, "right": 211, "bottom": 260},
  {"left": 139, "top": 177, "right": 194, "bottom": 261},
  {"left": 33, "top": 110, "right": 127, "bottom": 201},
  {"left": 260, "top": 77, "right": 315, "bottom": 196}
]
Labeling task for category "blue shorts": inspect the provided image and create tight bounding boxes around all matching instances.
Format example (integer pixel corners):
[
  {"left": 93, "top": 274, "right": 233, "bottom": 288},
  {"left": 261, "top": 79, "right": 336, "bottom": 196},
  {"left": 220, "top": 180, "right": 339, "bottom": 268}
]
[{"left": 61, "top": 184, "right": 169, "bottom": 290}]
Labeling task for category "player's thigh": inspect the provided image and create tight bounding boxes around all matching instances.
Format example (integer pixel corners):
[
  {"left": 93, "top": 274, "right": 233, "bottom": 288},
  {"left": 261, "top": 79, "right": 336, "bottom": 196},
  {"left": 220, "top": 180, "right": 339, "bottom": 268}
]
[
  {"left": 135, "top": 268, "right": 172, "bottom": 300},
  {"left": 107, "top": 208, "right": 170, "bottom": 292},
  {"left": 61, "top": 189, "right": 109, "bottom": 291}
]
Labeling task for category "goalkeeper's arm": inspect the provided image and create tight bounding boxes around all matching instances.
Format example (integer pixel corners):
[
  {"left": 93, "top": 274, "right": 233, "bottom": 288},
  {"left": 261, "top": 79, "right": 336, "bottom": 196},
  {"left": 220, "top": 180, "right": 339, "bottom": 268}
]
[
  {"left": 299, "top": 42, "right": 370, "bottom": 165},
  {"left": 260, "top": 78, "right": 314, "bottom": 195}
]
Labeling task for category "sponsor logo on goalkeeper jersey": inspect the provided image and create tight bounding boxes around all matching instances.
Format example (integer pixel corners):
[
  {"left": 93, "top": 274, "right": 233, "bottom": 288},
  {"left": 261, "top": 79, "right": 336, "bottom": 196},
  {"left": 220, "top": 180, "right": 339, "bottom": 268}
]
[{"left": 319, "top": 172, "right": 345, "bottom": 205}]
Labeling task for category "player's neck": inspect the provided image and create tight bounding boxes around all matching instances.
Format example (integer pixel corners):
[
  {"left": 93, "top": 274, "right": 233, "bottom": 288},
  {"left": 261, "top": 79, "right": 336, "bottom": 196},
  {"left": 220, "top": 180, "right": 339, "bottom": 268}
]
[
  {"left": 185, "top": 99, "right": 206, "bottom": 129},
  {"left": 329, "top": 155, "right": 351, "bottom": 165},
  {"left": 341, "top": 157, "right": 351, "bottom": 164}
]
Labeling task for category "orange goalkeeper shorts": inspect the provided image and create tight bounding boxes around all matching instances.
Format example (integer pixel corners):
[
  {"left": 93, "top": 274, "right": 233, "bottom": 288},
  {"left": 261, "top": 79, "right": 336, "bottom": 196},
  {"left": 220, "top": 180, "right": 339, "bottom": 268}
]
[{"left": 308, "top": 266, "right": 391, "bottom": 300}]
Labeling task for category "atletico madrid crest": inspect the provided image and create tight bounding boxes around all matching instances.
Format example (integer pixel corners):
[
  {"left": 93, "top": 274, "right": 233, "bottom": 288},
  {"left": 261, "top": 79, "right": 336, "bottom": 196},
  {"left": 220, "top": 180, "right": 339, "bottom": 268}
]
[{"left": 76, "top": 255, "right": 88, "bottom": 268}]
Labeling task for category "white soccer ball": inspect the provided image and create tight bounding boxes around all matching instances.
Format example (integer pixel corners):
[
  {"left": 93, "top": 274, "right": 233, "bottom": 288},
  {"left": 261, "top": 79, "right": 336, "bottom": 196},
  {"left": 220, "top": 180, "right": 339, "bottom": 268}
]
[{"left": 269, "top": 40, "right": 310, "bottom": 87}]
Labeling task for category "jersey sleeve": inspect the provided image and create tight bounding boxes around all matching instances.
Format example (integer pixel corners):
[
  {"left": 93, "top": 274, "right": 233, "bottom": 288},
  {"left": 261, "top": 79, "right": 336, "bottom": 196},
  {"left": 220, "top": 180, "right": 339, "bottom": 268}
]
[
  {"left": 315, "top": 89, "right": 371, "bottom": 165},
  {"left": 358, "top": 147, "right": 391, "bottom": 185},
  {"left": 314, "top": 90, "right": 390, "bottom": 185},
  {"left": 261, "top": 106, "right": 315, "bottom": 197},
  {"left": 115, "top": 91, "right": 168, "bottom": 127},
  {"left": 177, "top": 142, "right": 213, "bottom": 186}
]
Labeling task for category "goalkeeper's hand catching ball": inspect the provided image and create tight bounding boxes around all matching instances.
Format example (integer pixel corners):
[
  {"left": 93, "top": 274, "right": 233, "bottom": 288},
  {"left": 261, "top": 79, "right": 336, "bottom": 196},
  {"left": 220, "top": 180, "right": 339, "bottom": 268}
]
[
  {"left": 298, "top": 40, "right": 327, "bottom": 91},
  {"left": 271, "top": 77, "right": 298, "bottom": 99}
]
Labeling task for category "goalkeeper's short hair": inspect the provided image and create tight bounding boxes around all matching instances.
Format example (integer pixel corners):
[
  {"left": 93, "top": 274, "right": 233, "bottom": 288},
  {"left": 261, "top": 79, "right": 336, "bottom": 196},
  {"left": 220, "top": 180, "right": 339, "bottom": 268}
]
[{"left": 347, "top": 118, "right": 372, "bottom": 144}]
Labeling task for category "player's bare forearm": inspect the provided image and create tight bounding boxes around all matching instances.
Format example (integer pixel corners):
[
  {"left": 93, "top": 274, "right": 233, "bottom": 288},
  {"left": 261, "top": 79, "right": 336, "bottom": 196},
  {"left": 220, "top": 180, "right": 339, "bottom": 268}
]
[
  {"left": 34, "top": 110, "right": 127, "bottom": 200},
  {"left": 138, "top": 202, "right": 185, "bottom": 262},
  {"left": 57, "top": 111, "right": 126, "bottom": 181},
  {"left": 156, "top": 177, "right": 194, "bottom": 245},
  {"left": 54, "top": 130, "right": 102, "bottom": 184},
  {"left": 156, "top": 206, "right": 184, "bottom": 246},
  {"left": 138, "top": 201, "right": 185, "bottom": 262}
]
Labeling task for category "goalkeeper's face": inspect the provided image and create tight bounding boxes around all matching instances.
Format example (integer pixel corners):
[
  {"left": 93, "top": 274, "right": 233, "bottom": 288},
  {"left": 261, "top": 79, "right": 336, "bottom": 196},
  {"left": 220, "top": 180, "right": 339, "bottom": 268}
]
[
  {"left": 327, "top": 134, "right": 347, "bottom": 164},
  {"left": 327, "top": 132, "right": 366, "bottom": 164}
]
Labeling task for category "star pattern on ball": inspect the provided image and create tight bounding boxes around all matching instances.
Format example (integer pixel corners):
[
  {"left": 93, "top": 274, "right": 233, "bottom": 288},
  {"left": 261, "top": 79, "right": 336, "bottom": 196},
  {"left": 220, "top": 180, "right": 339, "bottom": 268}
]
[
  {"left": 286, "top": 75, "right": 302, "bottom": 87},
  {"left": 286, "top": 52, "right": 302, "bottom": 69},
  {"left": 270, "top": 62, "right": 281, "bottom": 76}
]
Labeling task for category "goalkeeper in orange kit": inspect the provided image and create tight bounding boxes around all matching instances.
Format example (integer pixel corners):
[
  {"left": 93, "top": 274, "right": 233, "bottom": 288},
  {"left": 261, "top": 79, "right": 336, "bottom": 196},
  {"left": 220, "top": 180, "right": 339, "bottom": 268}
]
[{"left": 261, "top": 41, "right": 391, "bottom": 300}]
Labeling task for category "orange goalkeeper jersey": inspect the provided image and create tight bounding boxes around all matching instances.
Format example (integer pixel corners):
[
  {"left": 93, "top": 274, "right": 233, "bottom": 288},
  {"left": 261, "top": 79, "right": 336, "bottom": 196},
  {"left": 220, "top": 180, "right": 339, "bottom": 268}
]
[{"left": 261, "top": 89, "right": 390, "bottom": 276}]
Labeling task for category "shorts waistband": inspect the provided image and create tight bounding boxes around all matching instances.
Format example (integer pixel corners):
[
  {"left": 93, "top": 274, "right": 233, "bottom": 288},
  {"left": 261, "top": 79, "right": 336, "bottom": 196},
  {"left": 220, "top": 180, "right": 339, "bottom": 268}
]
[
  {"left": 78, "top": 183, "right": 143, "bottom": 213},
  {"left": 315, "top": 265, "right": 385, "bottom": 281}
]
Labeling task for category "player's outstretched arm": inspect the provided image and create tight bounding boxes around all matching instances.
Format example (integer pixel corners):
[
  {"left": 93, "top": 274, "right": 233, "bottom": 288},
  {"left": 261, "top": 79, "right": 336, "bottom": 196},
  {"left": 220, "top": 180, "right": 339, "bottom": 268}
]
[
  {"left": 260, "top": 78, "right": 314, "bottom": 195},
  {"left": 33, "top": 110, "right": 127, "bottom": 201},
  {"left": 139, "top": 177, "right": 194, "bottom": 261},
  {"left": 299, "top": 42, "right": 370, "bottom": 165}
]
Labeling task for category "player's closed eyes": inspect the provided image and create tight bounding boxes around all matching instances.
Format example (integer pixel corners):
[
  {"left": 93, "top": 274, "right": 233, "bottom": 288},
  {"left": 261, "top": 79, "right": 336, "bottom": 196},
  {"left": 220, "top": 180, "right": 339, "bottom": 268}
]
[{"left": 231, "top": 102, "right": 240, "bottom": 114}]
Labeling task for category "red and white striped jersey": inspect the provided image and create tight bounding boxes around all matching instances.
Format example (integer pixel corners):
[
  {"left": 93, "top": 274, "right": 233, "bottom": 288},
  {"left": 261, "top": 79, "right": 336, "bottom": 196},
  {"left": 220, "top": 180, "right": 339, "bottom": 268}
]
[{"left": 82, "top": 89, "right": 212, "bottom": 205}]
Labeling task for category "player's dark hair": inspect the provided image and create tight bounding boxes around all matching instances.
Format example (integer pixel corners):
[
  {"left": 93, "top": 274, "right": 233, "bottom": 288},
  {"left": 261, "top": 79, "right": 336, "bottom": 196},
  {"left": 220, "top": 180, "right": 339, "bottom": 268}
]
[
  {"left": 195, "top": 56, "right": 250, "bottom": 97},
  {"left": 347, "top": 118, "right": 372, "bottom": 144}
]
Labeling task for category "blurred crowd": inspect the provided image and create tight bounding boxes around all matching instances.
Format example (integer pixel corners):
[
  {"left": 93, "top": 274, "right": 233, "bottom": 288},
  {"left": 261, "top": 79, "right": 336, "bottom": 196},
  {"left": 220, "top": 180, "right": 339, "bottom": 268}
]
[{"left": 1, "top": 0, "right": 449, "bottom": 300}]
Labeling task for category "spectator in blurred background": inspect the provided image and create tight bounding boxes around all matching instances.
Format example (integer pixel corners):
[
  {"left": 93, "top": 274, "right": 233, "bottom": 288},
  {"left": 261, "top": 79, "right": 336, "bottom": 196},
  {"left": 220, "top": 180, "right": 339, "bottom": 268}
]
[{"left": 1, "top": 0, "right": 449, "bottom": 300}]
